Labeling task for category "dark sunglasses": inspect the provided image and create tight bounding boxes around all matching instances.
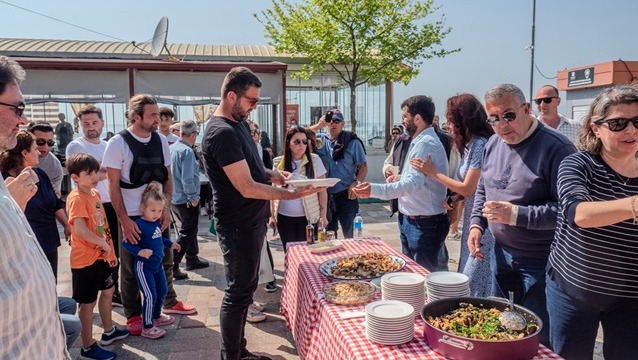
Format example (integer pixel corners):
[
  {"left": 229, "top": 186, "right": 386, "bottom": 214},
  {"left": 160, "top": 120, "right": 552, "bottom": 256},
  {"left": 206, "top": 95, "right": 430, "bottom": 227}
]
[
  {"left": 327, "top": 118, "right": 343, "bottom": 123},
  {"left": 487, "top": 104, "right": 526, "bottom": 126},
  {"left": 534, "top": 97, "right": 558, "bottom": 105},
  {"left": 0, "top": 101, "right": 26, "bottom": 117},
  {"left": 391, "top": 132, "right": 400, "bottom": 135},
  {"left": 594, "top": 117, "right": 638, "bottom": 132},
  {"left": 291, "top": 138, "right": 308, "bottom": 145},
  {"left": 36, "top": 139, "right": 56, "bottom": 147}
]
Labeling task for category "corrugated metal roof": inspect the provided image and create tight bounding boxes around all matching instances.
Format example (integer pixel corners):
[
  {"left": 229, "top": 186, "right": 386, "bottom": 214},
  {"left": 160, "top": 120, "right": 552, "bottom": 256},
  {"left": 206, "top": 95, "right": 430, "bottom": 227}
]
[{"left": 0, "top": 38, "right": 307, "bottom": 63}]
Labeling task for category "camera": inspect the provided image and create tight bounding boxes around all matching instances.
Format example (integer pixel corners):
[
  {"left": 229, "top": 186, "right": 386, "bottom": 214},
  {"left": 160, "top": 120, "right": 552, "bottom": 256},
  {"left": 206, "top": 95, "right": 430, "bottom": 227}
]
[{"left": 325, "top": 110, "right": 333, "bottom": 122}]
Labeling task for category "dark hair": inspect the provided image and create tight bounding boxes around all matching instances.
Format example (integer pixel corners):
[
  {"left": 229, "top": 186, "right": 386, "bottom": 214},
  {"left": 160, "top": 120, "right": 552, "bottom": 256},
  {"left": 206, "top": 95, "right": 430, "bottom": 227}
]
[
  {"left": 539, "top": 84, "right": 559, "bottom": 97},
  {"left": 0, "top": 130, "right": 34, "bottom": 173},
  {"left": 221, "top": 67, "right": 262, "bottom": 99},
  {"left": 282, "top": 127, "right": 315, "bottom": 179},
  {"left": 66, "top": 153, "right": 100, "bottom": 177},
  {"left": 78, "top": 104, "right": 103, "bottom": 120},
  {"left": 445, "top": 93, "right": 494, "bottom": 153},
  {"left": 126, "top": 94, "right": 157, "bottom": 123},
  {"left": 0, "top": 56, "right": 26, "bottom": 95},
  {"left": 159, "top": 106, "right": 175, "bottom": 119},
  {"left": 27, "top": 121, "right": 54, "bottom": 134},
  {"left": 400, "top": 95, "right": 435, "bottom": 124},
  {"left": 141, "top": 181, "right": 166, "bottom": 207}
]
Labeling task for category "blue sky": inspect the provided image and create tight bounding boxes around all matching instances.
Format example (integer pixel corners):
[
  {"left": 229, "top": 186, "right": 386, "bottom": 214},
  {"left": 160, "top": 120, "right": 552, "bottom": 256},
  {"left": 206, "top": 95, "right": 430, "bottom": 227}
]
[{"left": 1, "top": 0, "right": 637, "bottom": 124}]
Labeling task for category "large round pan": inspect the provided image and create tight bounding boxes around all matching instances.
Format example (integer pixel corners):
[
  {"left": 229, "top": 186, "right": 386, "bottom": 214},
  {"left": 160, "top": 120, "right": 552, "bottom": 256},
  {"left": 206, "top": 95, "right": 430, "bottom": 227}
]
[{"left": 420, "top": 297, "right": 542, "bottom": 360}]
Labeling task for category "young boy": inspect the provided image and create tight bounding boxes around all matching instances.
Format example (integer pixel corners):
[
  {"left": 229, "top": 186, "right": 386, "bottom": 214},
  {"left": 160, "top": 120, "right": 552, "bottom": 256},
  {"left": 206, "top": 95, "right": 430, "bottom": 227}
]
[{"left": 66, "top": 153, "right": 129, "bottom": 360}]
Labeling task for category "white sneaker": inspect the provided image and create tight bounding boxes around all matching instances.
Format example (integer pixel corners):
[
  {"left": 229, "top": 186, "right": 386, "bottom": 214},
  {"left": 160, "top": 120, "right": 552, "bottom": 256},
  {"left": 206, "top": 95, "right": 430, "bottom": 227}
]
[
  {"left": 252, "top": 301, "right": 266, "bottom": 312},
  {"left": 246, "top": 304, "right": 266, "bottom": 323}
]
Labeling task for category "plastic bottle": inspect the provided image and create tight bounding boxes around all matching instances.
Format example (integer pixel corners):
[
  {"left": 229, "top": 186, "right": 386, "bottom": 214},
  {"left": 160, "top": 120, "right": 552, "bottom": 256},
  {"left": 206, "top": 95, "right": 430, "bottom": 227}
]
[
  {"left": 353, "top": 213, "right": 363, "bottom": 241},
  {"left": 306, "top": 220, "right": 315, "bottom": 245}
]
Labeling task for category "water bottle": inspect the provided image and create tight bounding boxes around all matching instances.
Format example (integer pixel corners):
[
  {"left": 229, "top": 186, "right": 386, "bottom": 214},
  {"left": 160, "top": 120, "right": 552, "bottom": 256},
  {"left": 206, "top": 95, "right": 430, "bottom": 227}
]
[
  {"left": 306, "top": 220, "right": 315, "bottom": 245},
  {"left": 353, "top": 213, "right": 363, "bottom": 241}
]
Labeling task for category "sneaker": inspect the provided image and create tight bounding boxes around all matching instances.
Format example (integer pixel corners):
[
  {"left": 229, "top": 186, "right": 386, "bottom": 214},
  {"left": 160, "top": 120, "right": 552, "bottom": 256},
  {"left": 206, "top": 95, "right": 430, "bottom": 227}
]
[
  {"left": 246, "top": 305, "right": 266, "bottom": 323},
  {"left": 252, "top": 301, "right": 266, "bottom": 312},
  {"left": 141, "top": 326, "right": 166, "bottom": 339},
  {"left": 173, "top": 268, "right": 189, "bottom": 280},
  {"left": 163, "top": 300, "right": 197, "bottom": 315},
  {"left": 185, "top": 257, "right": 210, "bottom": 270},
  {"left": 79, "top": 342, "right": 116, "bottom": 360},
  {"left": 153, "top": 314, "right": 175, "bottom": 327},
  {"left": 240, "top": 350, "right": 272, "bottom": 360},
  {"left": 111, "top": 293, "right": 123, "bottom": 308},
  {"left": 100, "top": 326, "right": 129, "bottom": 345},
  {"left": 126, "top": 315, "right": 143, "bottom": 336},
  {"left": 264, "top": 281, "right": 277, "bottom": 293}
]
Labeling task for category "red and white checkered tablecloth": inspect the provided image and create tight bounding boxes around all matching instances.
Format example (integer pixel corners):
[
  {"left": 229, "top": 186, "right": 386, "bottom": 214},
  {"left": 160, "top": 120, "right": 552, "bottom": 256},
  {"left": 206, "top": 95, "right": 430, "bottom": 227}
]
[{"left": 279, "top": 238, "right": 563, "bottom": 360}]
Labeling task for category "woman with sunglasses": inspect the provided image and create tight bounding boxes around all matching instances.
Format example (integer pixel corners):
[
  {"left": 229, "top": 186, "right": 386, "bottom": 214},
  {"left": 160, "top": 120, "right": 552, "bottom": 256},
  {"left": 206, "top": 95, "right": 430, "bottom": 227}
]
[
  {"left": 410, "top": 93, "right": 495, "bottom": 297},
  {"left": 0, "top": 130, "right": 70, "bottom": 279},
  {"left": 270, "top": 127, "right": 328, "bottom": 250},
  {"left": 546, "top": 85, "right": 638, "bottom": 359}
]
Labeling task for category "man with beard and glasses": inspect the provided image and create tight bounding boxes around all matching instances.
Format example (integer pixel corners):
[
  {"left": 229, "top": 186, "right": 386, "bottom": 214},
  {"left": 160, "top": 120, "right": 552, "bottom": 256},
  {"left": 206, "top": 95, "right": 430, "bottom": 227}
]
[
  {"left": 66, "top": 104, "right": 123, "bottom": 306},
  {"left": 27, "top": 121, "right": 64, "bottom": 195},
  {"left": 103, "top": 94, "right": 197, "bottom": 336},
  {"left": 202, "top": 67, "right": 324, "bottom": 360},
  {"left": 353, "top": 95, "right": 450, "bottom": 272}
]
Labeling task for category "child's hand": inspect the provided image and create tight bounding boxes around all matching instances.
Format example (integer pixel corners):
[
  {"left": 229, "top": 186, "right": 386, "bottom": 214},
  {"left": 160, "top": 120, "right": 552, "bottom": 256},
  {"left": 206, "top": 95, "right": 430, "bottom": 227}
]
[
  {"left": 138, "top": 249, "right": 153, "bottom": 259},
  {"left": 171, "top": 243, "right": 181, "bottom": 252},
  {"left": 109, "top": 258, "right": 119, "bottom": 267}
]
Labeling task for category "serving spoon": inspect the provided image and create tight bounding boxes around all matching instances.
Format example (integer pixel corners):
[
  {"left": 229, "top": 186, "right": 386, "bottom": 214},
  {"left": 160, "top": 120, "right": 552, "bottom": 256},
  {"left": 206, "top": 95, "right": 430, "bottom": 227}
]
[{"left": 499, "top": 291, "right": 526, "bottom": 331}]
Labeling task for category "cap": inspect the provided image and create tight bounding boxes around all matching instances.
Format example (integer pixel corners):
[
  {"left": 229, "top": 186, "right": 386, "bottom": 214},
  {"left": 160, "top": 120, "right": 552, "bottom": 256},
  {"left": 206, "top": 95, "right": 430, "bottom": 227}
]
[{"left": 332, "top": 109, "right": 344, "bottom": 121}]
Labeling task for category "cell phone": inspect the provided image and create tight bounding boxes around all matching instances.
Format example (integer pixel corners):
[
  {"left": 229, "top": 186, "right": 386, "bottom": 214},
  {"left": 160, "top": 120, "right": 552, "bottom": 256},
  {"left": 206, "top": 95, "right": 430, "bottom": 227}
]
[{"left": 325, "top": 111, "right": 333, "bottom": 122}]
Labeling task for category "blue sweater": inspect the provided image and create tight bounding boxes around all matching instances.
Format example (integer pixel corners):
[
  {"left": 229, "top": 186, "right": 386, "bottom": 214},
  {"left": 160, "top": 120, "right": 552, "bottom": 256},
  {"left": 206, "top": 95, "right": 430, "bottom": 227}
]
[
  {"left": 470, "top": 122, "right": 576, "bottom": 258},
  {"left": 123, "top": 219, "right": 173, "bottom": 269}
]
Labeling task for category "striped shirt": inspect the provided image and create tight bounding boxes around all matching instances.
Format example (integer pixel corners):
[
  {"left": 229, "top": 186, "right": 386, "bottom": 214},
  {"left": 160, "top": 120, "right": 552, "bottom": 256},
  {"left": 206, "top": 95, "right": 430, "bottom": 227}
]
[
  {"left": 548, "top": 152, "right": 638, "bottom": 302},
  {"left": 0, "top": 180, "right": 70, "bottom": 359}
]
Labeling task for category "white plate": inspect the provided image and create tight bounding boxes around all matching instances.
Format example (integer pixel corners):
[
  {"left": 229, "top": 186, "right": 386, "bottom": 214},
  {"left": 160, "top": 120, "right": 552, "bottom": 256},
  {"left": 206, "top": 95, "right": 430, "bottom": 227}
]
[
  {"left": 381, "top": 272, "right": 425, "bottom": 286},
  {"left": 308, "top": 240, "right": 344, "bottom": 254},
  {"left": 425, "top": 271, "right": 470, "bottom": 286},
  {"left": 365, "top": 300, "right": 414, "bottom": 320},
  {"left": 286, "top": 178, "right": 340, "bottom": 188}
]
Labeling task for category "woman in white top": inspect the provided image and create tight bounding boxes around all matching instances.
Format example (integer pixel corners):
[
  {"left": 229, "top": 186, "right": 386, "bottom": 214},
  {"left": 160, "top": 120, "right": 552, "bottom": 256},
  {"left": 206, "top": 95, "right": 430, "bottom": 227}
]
[{"left": 270, "top": 127, "right": 328, "bottom": 250}]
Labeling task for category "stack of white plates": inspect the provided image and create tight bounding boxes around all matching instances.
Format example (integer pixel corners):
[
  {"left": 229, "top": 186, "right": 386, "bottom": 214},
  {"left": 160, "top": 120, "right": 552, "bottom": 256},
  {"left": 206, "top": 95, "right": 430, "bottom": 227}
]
[
  {"left": 365, "top": 300, "right": 415, "bottom": 345},
  {"left": 380, "top": 272, "right": 425, "bottom": 312},
  {"left": 425, "top": 271, "right": 470, "bottom": 302}
]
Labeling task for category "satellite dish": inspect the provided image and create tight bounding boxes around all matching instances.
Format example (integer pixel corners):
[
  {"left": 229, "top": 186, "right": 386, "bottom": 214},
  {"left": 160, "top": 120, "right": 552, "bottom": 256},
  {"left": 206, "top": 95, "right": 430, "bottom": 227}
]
[{"left": 150, "top": 16, "right": 169, "bottom": 58}]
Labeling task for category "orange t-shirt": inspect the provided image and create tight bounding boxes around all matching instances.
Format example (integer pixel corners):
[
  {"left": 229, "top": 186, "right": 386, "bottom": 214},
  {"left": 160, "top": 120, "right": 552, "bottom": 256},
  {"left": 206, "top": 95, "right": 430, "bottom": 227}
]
[{"left": 66, "top": 188, "right": 116, "bottom": 269}]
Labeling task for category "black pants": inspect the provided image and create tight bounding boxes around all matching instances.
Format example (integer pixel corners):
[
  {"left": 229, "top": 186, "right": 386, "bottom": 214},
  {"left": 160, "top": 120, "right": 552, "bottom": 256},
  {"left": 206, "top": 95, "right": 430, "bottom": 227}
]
[
  {"left": 45, "top": 250, "right": 58, "bottom": 281},
  {"left": 276, "top": 213, "right": 308, "bottom": 252},
  {"left": 327, "top": 189, "right": 359, "bottom": 239},
  {"left": 171, "top": 203, "right": 200, "bottom": 268},
  {"left": 218, "top": 223, "right": 266, "bottom": 360},
  {"left": 103, "top": 202, "right": 120, "bottom": 295}
]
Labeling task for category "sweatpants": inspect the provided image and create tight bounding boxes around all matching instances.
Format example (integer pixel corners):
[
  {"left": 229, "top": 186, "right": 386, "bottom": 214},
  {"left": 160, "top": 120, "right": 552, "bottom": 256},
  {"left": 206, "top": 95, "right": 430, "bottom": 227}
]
[{"left": 134, "top": 259, "right": 167, "bottom": 328}]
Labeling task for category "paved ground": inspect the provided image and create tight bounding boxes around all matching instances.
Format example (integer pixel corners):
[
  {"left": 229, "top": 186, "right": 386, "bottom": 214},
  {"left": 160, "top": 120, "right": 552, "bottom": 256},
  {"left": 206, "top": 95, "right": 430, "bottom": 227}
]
[{"left": 56, "top": 202, "right": 603, "bottom": 359}]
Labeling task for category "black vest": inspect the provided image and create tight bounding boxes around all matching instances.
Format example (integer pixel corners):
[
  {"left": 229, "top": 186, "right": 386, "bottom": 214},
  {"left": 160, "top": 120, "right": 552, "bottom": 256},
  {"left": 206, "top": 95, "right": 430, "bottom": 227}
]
[{"left": 119, "top": 130, "right": 169, "bottom": 189}]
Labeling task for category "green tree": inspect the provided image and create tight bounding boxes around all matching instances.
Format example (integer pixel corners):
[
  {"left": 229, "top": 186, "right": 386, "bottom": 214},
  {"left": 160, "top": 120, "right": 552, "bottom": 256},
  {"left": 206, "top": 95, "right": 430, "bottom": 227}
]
[{"left": 256, "top": 0, "right": 459, "bottom": 132}]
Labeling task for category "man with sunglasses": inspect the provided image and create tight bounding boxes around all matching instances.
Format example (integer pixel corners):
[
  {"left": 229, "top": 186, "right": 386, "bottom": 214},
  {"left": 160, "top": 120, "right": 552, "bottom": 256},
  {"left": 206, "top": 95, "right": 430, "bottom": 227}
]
[
  {"left": 27, "top": 121, "right": 64, "bottom": 196},
  {"left": 534, "top": 84, "right": 581, "bottom": 144},
  {"left": 467, "top": 83, "right": 576, "bottom": 346}
]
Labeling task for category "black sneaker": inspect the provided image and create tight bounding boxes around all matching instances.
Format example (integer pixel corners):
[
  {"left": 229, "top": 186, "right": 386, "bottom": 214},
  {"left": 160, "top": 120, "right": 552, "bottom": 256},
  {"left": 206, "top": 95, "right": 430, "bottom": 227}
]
[
  {"left": 264, "top": 281, "right": 277, "bottom": 293},
  {"left": 240, "top": 351, "right": 272, "bottom": 360},
  {"left": 173, "top": 268, "right": 189, "bottom": 280},
  {"left": 185, "top": 257, "right": 210, "bottom": 270}
]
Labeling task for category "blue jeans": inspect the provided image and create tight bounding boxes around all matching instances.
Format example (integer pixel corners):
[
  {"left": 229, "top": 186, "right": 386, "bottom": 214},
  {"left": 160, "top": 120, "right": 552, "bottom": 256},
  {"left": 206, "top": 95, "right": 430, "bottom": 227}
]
[
  {"left": 546, "top": 276, "right": 638, "bottom": 360},
  {"left": 327, "top": 190, "right": 359, "bottom": 239},
  {"left": 399, "top": 213, "right": 449, "bottom": 272},
  {"left": 59, "top": 297, "right": 80, "bottom": 349},
  {"left": 218, "top": 223, "right": 266, "bottom": 360},
  {"left": 490, "top": 243, "right": 549, "bottom": 346}
]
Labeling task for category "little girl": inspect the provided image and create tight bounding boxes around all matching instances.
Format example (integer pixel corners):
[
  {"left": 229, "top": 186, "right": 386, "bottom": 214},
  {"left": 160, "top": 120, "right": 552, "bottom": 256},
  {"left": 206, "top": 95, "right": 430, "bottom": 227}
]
[{"left": 123, "top": 181, "right": 181, "bottom": 339}]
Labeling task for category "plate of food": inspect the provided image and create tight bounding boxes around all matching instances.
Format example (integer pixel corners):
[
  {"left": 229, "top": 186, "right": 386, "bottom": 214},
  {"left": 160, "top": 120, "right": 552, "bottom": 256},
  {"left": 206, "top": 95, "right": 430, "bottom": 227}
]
[
  {"left": 286, "top": 178, "right": 340, "bottom": 188},
  {"left": 322, "top": 280, "right": 376, "bottom": 306},
  {"left": 319, "top": 252, "right": 406, "bottom": 280},
  {"left": 308, "top": 240, "right": 344, "bottom": 254}
]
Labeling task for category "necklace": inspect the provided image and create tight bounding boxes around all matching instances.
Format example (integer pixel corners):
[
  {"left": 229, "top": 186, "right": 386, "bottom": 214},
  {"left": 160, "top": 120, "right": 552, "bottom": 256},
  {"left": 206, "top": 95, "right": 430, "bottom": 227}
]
[{"left": 616, "top": 172, "right": 631, "bottom": 186}]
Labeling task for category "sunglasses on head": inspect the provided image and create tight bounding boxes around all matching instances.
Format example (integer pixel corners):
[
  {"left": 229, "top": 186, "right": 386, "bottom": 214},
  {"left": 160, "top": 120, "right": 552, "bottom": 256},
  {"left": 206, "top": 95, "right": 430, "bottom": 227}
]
[
  {"left": 486, "top": 104, "right": 526, "bottom": 126},
  {"left": 594, "top": 117, "right": 638, "bottom": 132},
  {"left": 36, "top": 139, "right": 56, "bottom": 147},
  {"left": 534, "top": 97, "right": 557, "bottom": 105},
  {"left": 291, "top": 138, "right": 308, "bottom": 145},
  {"left": 0, "top": 101, "right": 26, "bottom": 117}
]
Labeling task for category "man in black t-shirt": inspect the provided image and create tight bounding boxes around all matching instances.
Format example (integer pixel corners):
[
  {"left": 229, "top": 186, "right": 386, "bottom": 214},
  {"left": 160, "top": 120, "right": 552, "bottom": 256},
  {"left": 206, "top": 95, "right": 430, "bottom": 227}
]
[{"left": 202, "top": 67, "right": 323, "bottom": 360}]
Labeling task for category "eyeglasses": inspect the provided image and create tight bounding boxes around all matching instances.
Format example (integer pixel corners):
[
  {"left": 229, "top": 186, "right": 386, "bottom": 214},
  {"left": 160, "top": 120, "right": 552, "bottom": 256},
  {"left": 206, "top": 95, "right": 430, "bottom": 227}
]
[
  {"left": 291, "top": 138, "right": 308, "bottom": 145},
  {"left": 594, "top": 117, "right": 638, "bottom": 132},
  {"left": 391, "top": 132, "right": 400, "bottom": 136},
  {"left": 241, "top": 95, "right": 260, "bottom": 106},
  {"left": 486, "top": 104, "right": 526, "bottom": 126},
  {"left": 533, "top": 97, "right": 558, "bottom": 105},
  {"left": 0, "top": 101, "right": 26, "bottom": 117},
  {"left": 35, "top": 139, "right": 56, "bottom": 147}
]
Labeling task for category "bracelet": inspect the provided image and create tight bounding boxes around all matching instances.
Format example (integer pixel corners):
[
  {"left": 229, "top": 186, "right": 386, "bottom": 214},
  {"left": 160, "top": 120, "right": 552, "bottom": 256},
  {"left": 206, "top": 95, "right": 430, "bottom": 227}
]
[
  {"left": 632, "top": 195, "right": 638, "bottom": 224},
  {"left": 469, "top": 224, "right": 484, "bottom": 235}
]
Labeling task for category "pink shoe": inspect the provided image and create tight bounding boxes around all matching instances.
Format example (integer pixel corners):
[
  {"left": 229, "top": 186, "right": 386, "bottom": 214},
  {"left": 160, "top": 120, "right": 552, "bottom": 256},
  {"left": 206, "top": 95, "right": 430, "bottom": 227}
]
[
  {"left": 153, "top": 314, "right": 175, "bottom": 327},
  {"left": 141, "top": 326, "right": 166, "bottom": 339},
  {"left": 163, "top": 300, "right": 197, "bottom": 315},
  {"left": 126, "top": 315, "right": 143, "bottom": 336}
]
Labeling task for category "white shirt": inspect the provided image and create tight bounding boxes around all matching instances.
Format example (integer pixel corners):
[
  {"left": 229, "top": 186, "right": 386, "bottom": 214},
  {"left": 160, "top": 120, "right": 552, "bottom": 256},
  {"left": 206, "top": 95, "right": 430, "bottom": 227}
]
[
  {"left": 103, "top": 130, "right": 171, "bottom": 216},
  {"left": 66, "top": 137, "right": 111, "bottom": 202},
  {"left": 278, "top": 158, "right": 327, "bottom": 217},
  {"left": 37, "top": 151, "right": 63, "bottom": 192}
]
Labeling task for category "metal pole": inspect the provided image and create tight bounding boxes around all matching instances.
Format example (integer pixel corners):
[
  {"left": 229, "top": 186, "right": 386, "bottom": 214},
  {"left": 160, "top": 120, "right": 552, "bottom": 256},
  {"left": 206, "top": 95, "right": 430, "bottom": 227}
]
[{"left": 529, "top": 0, "right": 536, "bottom": 101}]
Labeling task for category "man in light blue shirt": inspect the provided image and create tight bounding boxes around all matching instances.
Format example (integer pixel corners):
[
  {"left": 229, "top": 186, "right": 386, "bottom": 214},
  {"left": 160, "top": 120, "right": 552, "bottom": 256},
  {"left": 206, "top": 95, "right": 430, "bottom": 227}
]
[
  {"left": 353, "top": 95, "right": 450, "bottom": 271},
  {"left": 170, "top": 119, "right": 209, "bottom": 280}
]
